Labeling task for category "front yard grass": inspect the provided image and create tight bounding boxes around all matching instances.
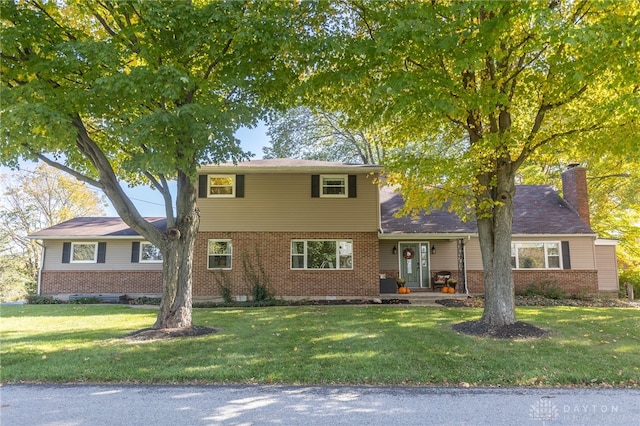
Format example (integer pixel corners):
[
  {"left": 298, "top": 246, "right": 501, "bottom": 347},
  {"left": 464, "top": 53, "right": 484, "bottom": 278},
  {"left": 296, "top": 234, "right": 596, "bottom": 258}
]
[{"left": 1, "top": 304, "right": 638, "bottom": 387}]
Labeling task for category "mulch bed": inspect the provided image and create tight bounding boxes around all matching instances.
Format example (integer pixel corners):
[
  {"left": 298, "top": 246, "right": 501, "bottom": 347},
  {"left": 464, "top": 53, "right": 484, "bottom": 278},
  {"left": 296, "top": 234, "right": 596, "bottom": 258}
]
[
  {"left": 290, "top": 298, "right": 410, "bottom": 305},
  {"left": 436, "top": 295, "right": 639, "bottom": 308},
  {"left": 452, "top": 320, "right": 549, "bottom": 339}
]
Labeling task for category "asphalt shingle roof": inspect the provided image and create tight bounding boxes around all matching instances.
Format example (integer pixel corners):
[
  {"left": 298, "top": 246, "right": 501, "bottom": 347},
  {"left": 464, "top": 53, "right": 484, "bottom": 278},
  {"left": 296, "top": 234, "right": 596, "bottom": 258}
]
[
  {"left": 28, "top": 217, "right": 166, "bottom": 239},
  {"left": 380, "top": 185, "right": 594, "bottom": 235}
]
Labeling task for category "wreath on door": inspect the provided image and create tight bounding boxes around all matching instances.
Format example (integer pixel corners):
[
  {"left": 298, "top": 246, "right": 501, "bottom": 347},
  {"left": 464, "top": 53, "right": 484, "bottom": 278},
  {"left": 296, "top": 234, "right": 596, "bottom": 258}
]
[{"left": 402, "top": 247, "right": 415, "bottom": 260}]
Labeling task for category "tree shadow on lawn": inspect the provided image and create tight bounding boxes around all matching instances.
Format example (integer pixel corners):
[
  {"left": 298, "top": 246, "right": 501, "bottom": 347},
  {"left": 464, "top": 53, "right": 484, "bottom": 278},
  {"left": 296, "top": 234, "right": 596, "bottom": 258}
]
[{"left": 124, "top": 325, "right": 220, "bottom": 342}]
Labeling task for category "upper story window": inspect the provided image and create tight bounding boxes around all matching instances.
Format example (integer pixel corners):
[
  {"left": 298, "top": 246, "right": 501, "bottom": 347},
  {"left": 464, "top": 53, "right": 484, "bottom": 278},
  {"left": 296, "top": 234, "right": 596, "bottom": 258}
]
[
  {"left": 511, "top": 242, "right": 561, "bottom": 269},
  {"left": 312, "top": 174, "right": 356, "bottom": 198},
  {"left": 321, "top": 175, "right": 347, "bottom": 198},
  {"left": 291, "top": 239, "right": 353, "bottom": 270},
  {"left": 208, "top": 239, "right": 232, "bottom": 269},
  {"left": 208, "top": 175, "right": 236, "bottom": 197},
  {"left": 140, "top": 242, "right": 163, "bottom": 263}
]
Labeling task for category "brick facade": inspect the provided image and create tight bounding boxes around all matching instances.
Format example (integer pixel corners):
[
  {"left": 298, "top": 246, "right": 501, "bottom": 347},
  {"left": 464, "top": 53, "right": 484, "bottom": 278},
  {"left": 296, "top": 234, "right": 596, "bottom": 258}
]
[
  {"left": 466, "top": 269, "right": 599, "bottom": 296},
  {"left": 193, "top": 231, "right": 380, "bottom": 298},
  {"left": 41, "top": 270, "right": 163, "bottom": 295}
]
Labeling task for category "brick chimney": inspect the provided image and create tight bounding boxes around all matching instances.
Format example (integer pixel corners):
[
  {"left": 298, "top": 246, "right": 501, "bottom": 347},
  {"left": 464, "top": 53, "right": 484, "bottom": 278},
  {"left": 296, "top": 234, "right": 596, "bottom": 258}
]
[{"left": 561, "top": 164, "right": 590, "bottom": 226}]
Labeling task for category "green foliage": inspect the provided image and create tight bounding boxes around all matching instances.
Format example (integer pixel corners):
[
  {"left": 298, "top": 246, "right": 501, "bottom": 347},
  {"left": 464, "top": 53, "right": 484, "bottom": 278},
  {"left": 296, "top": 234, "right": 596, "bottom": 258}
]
[
  {"left": 518, "top": 280, "right": 568, "bottom": 300},
  {"left": 0, "top": 255, "right": 34, "bottom": 302},
  {"left": 128, "top": 296, "right": 161, "bottom": 306},
  {"left": 68, "top": 297, "right": 102, "bottom": 305},
  {"left": 241, "top": 250, "right": 272, "bottom": 303},
  {"left": 26, "top": 295, "right": 64, "bottom": 304},
  {"left": 212, "top": 270, "right": 234, "bottom": 304},
  {"left": 619, "top": 269, "right": 640, "bottom": 298}
]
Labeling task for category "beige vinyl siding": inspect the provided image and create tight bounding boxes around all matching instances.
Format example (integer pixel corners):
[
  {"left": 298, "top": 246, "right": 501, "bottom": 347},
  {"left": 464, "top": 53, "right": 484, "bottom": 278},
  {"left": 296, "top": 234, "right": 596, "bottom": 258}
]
[
  {"left": 429, "top": 240, "right": 459, "bottom": 271},
  {"left": 464, "top": 236, "right": 596, "bottom": 270},
  {"left": 563, "top": 236, "right": 597, "bottom": 269},
  {"left": 379, "top": 241, "right": 398, "bottom": 271},
  {"left": 595, "top": 245, "right": 618, "bottom": 291},
  {"left": 43, "top": 240, "right": 162, "bottom": 271},
  {"left": 463, "top": 239, "right": 483, "bottom": 270},
  {"left": 198, "top": 173, "right": 379, "bottom": 232}
]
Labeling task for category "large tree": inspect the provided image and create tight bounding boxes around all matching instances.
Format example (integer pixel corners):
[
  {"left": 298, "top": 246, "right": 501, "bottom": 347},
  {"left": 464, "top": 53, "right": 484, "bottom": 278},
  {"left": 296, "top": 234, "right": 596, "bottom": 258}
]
[
  {"left": 0, "top": 163, "right": 106, "bottom": 300},
  {"left": 303, "top": 1, "right": 639, "bottom": 326},
  {"left": 1, "top": 0, "right": 306, "bottom": 328}
]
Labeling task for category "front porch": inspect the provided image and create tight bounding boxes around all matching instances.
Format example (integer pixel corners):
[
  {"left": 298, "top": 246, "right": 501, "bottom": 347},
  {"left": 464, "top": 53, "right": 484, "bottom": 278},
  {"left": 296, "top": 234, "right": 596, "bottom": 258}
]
[{"left": 379, "top": 238, "right": 469, "bottom": 293}]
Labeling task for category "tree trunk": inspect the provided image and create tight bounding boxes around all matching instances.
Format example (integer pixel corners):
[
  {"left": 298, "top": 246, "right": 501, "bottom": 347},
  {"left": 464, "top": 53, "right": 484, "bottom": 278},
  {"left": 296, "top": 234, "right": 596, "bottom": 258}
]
[
  {"left": 153, "top": 170, "right": 199, "bottom": 330},
  {"left": 478, "top": 165, "right": 517, "bottom": 326}
]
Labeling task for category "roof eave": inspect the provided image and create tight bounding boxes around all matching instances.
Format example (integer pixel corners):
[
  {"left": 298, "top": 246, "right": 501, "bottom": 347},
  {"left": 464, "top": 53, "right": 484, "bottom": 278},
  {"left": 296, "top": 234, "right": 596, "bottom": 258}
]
[
  {"left": 378, "top": 232, "right": 475, "bottom": 239},
  {"left": 28, "top": 235, "right": 145, "bottom": 240},
  {"left": 198, "top": 165, "right": 382, "bottom": 174}
]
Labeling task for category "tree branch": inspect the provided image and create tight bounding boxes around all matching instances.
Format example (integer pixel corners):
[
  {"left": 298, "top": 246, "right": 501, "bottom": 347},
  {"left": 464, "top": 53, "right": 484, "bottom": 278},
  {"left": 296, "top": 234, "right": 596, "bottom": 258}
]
[{"left": 34, "top": 154, "right": 101, "bottom": 188}]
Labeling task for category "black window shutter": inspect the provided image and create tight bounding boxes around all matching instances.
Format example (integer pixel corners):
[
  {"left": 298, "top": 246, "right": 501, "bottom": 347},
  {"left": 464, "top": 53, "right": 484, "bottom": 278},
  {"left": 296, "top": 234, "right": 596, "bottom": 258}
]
[
  {"left": 561, "top": 241, "right": 571, "bottom": 270},
  {"left": 236, "top": 175, "right": 245, "bottom": 198},
  {"left": 62, "top": 242, "right": 71, "bottom": 263},
  {"left": 348, "top": 175, "right": 357, "bottom": 198},
  {"left": 97, "top": 242, "right": 107, "bottom": 263},
  {"left": 198, "top": 175, "right": 208, "bottom": 198},
  {"left": 131, "top": 242, "right": 140, "bottom": 263},
  {"left": 311, "top": 175, "right": 320, "bottom": 197}
]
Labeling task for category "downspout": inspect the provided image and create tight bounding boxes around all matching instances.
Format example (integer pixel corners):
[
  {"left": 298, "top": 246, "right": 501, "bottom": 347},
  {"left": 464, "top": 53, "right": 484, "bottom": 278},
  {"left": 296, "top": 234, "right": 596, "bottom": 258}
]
[
  {"left": 464, "top": 236, "right": 470, "bottom": 295},
  {"left": 35, "top": 240, "right": 45, "bottom": 296}
]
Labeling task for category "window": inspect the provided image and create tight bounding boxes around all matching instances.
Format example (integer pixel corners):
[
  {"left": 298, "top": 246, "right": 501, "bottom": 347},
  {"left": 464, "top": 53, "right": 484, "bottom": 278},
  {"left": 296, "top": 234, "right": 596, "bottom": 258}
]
[
  {"left": 208, "top": 175, "right": 235, "bottom": 197},
  {"left": 321, "top": 175, "right": 347, "bottom": 197},
  {"left": 291, "top": 240, "right": 353, "bottom": 269},
  {"left": 208, "top": 240, "right": 232, "bottom": 269},
  {"left": 140, "top": 242, "right": 163, "bottom": 263},
  {"left": 71, "top": 242, "right": 97, "bottom": 263},
  {"left": 511, "top": 242, "right": 561, "bottom": 269}
]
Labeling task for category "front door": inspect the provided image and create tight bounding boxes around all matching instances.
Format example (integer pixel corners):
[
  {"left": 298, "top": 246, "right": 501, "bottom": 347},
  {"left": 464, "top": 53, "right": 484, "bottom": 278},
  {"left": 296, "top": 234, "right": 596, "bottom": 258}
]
[{"left": 399, "top": 243, "right": 430, "bottom": 288}]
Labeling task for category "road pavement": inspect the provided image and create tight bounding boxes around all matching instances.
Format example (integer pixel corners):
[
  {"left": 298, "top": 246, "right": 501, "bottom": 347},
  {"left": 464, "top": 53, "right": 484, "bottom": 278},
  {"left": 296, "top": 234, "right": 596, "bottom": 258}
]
[{"left": 1, "top": 384, "right": 639, "bottom": 425}]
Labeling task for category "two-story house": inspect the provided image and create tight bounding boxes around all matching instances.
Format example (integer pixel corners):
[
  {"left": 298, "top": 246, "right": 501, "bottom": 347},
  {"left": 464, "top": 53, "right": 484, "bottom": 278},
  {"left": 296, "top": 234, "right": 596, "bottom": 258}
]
[{"left": 29, "top": 160, "right": 619, "bottom": 301}]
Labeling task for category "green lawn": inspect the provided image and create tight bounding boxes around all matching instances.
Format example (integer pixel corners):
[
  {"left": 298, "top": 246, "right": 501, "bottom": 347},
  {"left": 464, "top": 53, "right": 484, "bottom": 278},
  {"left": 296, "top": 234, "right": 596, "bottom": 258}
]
[{"left": 1, "top": 304, "right": 638, "bottom": 387}]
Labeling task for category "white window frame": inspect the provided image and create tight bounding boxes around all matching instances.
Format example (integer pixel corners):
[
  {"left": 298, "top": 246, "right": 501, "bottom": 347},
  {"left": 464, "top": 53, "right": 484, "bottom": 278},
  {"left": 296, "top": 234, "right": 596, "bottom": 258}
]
[
  {"left": 139, "top": 242, "right": 163, "bottom": 263},
  {"left": 320, "top": 174, "right": 347, "bottom": 198},
  {"left": 511, "top": 241, "right": 562, "bottom": 270},
  {"left": 207, "top": 174, "right": 236, "bottom": 198},
  {"left": 70, "top": 242, "right": 98, "bottom": 263},
  {"left": 291, "top": 239, "right": 353, "bottom": 270},
  {"left": 207, "top": 239, "right": 232, "bottom": 270}
]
